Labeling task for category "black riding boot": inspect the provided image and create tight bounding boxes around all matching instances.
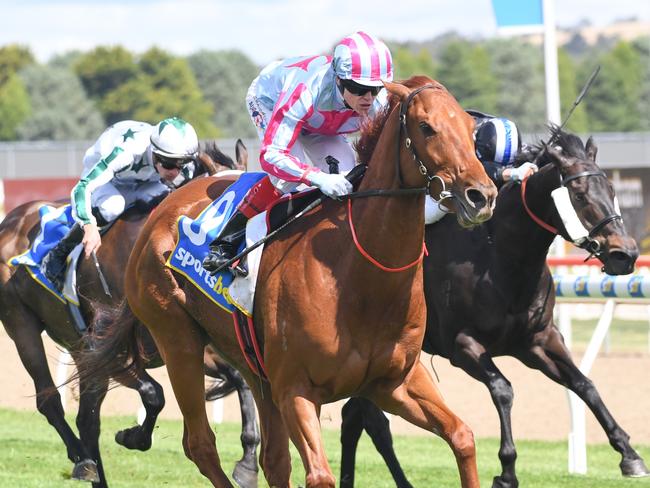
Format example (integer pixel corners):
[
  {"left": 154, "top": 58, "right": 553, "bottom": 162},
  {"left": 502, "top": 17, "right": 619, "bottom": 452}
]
[
  {"left": 41, "top": 223, "right": 84, "bottom": 291},
  {"left": 203, "top": 210, "right": 249, "bottom": 276}
]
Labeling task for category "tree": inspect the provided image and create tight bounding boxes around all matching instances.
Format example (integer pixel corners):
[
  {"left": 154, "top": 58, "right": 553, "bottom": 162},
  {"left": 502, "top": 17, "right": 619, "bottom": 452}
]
[
  {"left": 391, "top": 46, "right": 435, "bottom": 80},
  {"left": 102, "top": 47, "right": 218, "bottom": 137},
  {"left": 0, "top": 73, "right": 31, "bottom": 140},
  {"left": 436, "top": 40, "right": 498, "bottom": 114},
  {"left": 582, "top": 41, "right": 642, "bottom": 132},
  {"left": 17, "top": 65, "right": 104, "bottom": 141},
  {"left": 0, "top": 44, "right": 35, "bottom": 84},
  {"left": 485, "top": 38, "right": 546, "bottom": 133},
  {"left": 74, "top": 46, "right": 138, "bottom": 100},
  {"left": 632, "top": 37, "right": 650, "bottom": 131},
  {"left": 187, "top": 50, "right": 259, "bottom": 138}
]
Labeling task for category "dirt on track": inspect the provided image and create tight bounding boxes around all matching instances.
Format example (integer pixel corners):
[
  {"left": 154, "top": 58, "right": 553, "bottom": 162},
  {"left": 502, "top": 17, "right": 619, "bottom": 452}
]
[{"left": 1, "top": 327, "right": 649, "bottom": 444}]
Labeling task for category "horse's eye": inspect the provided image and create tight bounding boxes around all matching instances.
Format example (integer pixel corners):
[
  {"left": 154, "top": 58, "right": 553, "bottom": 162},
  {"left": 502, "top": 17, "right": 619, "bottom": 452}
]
[
  {"left": 573, "top": 192, "right": 586, "bottom": 202},
  {"left": 419, "top": 121, "right": 436, "bottom": 138}
]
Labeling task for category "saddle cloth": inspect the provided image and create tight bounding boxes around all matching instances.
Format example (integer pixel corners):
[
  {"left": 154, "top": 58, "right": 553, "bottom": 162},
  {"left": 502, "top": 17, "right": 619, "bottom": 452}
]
[
  {"left": 167, "top": 172, "right": 323, "bottom": 316},
  {"left": 9, "top": 204, "right": 83, "bottom": 304}
]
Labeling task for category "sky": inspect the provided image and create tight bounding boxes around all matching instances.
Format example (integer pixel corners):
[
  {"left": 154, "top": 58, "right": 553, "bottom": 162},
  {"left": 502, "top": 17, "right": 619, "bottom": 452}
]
[{"left": 1, "top": 0, "right": 648, "bottom": 65}]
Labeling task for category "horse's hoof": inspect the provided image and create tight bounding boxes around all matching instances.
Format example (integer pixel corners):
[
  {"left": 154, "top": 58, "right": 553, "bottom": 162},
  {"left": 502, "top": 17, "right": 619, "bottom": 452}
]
[
  {"left": 115, "top": 427, "right": 152, "bottom": 451},
  {"left": 232, "top": 463, "right": 258, "bottom": 488},
  {"left": 71, "top": 459, "right": 100, "bottom": 483},
  {"left": 492, "top": 475, "right": 518, "bottom": 488},
  {"left": 621, "top": 458, "right": 650, "bottom": 477}
]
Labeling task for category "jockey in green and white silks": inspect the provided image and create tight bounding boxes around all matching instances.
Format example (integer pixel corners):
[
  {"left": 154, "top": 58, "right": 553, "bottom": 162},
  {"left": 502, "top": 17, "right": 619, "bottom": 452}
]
[{"left": 41, "top": 117, "right": 199, "bottom": 291}]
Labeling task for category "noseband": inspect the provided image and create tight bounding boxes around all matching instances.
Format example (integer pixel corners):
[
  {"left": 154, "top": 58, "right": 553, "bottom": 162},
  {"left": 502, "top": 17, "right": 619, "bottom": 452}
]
[
  {"left": 397, "top": 84, "right": 453, "bottom": 205},
  {"left": 522, "top": 168, "right": 623, "bottom": 258}
]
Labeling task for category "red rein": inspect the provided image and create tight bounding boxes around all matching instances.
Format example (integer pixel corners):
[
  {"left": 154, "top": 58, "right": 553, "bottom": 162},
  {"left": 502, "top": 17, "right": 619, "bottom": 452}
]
[{"left": 347, "top": 199, "right": 427, "bottom": 272}]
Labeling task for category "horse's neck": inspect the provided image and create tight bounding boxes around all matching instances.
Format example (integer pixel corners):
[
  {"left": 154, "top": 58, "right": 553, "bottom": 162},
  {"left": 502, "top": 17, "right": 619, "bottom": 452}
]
[
  {"left": 352, "top": 113, "right": 425, "bottom": 270},
  {"left": 494, "top": 167, "right": 560, "bottom": 277}
]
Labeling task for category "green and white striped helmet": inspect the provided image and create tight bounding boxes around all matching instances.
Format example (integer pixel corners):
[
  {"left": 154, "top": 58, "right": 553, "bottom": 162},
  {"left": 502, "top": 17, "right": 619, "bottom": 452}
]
[{"left": 150, "top": 117, "right": 199, "bottom": 158}]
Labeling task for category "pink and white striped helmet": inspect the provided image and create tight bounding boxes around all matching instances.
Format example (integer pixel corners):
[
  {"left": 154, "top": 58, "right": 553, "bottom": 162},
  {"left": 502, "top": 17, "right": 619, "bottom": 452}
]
[{"left": 333, "top": 31, "right": 393, "bottom": 87}]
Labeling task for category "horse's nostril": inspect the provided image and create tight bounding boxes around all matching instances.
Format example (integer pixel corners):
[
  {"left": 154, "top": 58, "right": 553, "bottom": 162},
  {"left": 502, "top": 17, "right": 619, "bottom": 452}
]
[{"left": 466, "top": 188, "right": 487, "bottom": 210}]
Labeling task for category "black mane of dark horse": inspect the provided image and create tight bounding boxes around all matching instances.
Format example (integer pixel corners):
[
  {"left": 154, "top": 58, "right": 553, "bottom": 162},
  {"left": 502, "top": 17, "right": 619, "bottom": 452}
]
[{"left": 339, "top": 128, "right": 647, "bottom": 488}]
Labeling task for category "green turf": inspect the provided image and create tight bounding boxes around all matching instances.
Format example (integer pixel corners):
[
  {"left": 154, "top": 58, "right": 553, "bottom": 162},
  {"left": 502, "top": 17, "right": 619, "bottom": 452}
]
[
  {"left": 570, "top": 317, "right": 649, "bottom": 353},
  {"left": 1, "top": 408, "right": 649, "bottom": 487}
]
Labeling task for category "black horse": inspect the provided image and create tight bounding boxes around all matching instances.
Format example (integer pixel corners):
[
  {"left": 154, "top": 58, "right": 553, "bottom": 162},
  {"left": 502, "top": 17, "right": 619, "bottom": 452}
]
[
  {"left": 338, "top": 127, "right": 648, "bottom": 488},
  {"left": 0, "top": 141, "right": 259, "bottom": 488}
]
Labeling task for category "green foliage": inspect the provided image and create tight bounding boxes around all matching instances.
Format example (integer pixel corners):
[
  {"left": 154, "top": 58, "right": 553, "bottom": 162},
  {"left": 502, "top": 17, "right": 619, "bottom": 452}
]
[
  {"left": 632, "top": 37, "right": 650, "bottom": 131},
  {"left": 0, "top": 44, "right": 36, "bottom": 84},
  {"left": 0, "top": 74, "right": 31, "bottom": 140},
  {"left": 74, "top": 46, "right": 138, "bottom": 100},
  {"left": 436, "top": 39, "right": 498, "bottom": 114},
  {"left": 101, "top": 47, "right": 218, "bottom": 137},
  {"left": 485, "top": 39, "right": 546, "bottom": 133},
  {"left": 187, "top": 50, "right": 259, "bottom": 138},
  {"left": 17, "top": 65, "right": 104, "bottom": 141},
  {"left": 582, "top": 41, "right": 643, "bottom": 132},
  {"left": 392, "top": 47, "right": 435, "bottom": 80}
]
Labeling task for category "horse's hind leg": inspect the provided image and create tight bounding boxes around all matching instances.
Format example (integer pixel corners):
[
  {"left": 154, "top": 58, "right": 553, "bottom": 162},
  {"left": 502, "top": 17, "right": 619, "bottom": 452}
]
[
  {"left": 340, "top": 398, "right": 365, "bottom": 488},
  {"left": 113, "top": 367, "right": 165, "bottom": 451},
  {"left": 75, "top": 369, "right": 109, "bottom": 487},
  {"left": 358, "top": 398, "right": 413, "bottom": 488},
  {"left": 221, "top": 364, "right": 260, "bottom": 488},
  {"left": 370, "top": 362, "right": 479, "bottom": 488},
  {"left": 518, "top": 327, "right": 649, "bottom": 478},
  {"left": 1, "top": 309, "right": 99, "bottom": 483},
  {"left": 144, "top": 314, "right": 233, "bottom": 487}
]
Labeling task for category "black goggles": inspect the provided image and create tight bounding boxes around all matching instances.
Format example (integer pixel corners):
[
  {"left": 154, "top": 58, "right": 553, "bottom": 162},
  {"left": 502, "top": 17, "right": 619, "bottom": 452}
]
[
  {"left": 340, "top": 79, "right": 382, "bottom": 97},
  {"left": 154, "top": 153, "right": 192, "bottom": 170}
]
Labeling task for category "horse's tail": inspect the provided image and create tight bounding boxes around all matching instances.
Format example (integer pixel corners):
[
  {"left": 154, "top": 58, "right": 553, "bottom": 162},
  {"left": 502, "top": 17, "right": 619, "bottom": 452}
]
[{"left": 72, "top": 299, "right": 150, "bottom": 391}]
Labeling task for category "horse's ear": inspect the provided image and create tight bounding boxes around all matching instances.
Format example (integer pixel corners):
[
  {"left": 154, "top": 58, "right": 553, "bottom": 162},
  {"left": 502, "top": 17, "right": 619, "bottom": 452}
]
[
  {"left": 235, "top": 139, "right": 248, "bottom": 171},
  {"left": 545, "top": 144, "right": 571, "bottom": 169},
  {"left": 384, "top": 81, "right": 410, "bottom": 100},
  {"left": 585, "top": 136, "right": 598, "bottom": 162}
]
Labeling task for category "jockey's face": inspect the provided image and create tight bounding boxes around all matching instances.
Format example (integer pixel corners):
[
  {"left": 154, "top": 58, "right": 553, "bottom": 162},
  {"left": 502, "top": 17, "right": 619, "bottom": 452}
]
[
  {"left": 153, "top": 153, "right": 190, "bottom": 182},
  {"left": 338, "top": 78, "right": 380, "bottom": 117}
]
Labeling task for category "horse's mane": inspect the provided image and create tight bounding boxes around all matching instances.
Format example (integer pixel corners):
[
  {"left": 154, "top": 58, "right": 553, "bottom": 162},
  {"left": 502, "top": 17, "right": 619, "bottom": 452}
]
[
  {"left": 515, "top": 124, "right": 589, "bottom": 168},
  {"left": 199, "top": 141, "right": 236, "bottom": 169},
  {"left": 355, "top": 76, "right": 446, "bottom": 166}
]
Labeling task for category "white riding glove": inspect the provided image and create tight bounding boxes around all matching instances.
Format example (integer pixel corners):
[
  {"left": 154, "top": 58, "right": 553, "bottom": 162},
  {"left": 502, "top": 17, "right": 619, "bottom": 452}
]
[
  {"left": 509, "top": 162, "right": 538, "bottom": 182},
  {"left": 307, "top": 171, "right": 353, "bottom": 198}
]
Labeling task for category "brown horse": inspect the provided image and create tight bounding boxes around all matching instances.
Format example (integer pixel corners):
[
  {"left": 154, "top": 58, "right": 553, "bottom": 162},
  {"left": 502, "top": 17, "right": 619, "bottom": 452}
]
[
  {"left": 0, "top": 142, "right": 248, "bottom": 488},
  {"left": 102, "top": 76, "right": 497, "bottom": 487}
]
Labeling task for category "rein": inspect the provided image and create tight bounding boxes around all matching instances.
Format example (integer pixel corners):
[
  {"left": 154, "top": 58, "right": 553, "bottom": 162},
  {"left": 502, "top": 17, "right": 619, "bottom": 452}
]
[{"left": 521, "top": 166, "right": 622, "bottom": 257}]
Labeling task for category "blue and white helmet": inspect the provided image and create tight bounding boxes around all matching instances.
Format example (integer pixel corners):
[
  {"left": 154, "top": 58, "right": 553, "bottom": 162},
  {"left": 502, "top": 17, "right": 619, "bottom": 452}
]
[{"left": 474, "top": 118, "right": 521, "bottom": 165}]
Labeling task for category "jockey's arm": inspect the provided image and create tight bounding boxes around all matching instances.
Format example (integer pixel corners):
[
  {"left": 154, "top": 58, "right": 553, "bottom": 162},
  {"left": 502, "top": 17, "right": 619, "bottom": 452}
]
[
  {"left": 71, "top": 147, "right": 133, "bottom": 255},
  {"left": 259, "top": 89, "right": 319, "bottom": 184}
]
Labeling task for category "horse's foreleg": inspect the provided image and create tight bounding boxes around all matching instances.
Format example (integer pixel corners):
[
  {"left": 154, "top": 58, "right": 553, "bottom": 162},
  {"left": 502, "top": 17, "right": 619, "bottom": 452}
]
[
  {"left": 75, "top": 371, "right": 109, "bottom": 487},
  {"left": 340, "top": 398, "right": 365, "bottom": 488},
  {"left": 113, "top": 367, "right": 165, "bottom": 451},
  {"left": 451, "top": 334, "right": 518, "bottom": 488},
  {"left": 252, "top": 382, "right": 292, "bottom": 488},
  {"left": 277, "top": 390, "right": 335, "bottom": 488},
  {"left": 518, "top": 327, "right": 650, "bottom": 478},
  {"left": 148, "top": 318, "right": 233, "bottom": 487},
  {"left": 6, "top": 317, "right": 98, "bottom": 481},
  {"left": 370, "top": 362, "right": 479, "bottom": 488}
]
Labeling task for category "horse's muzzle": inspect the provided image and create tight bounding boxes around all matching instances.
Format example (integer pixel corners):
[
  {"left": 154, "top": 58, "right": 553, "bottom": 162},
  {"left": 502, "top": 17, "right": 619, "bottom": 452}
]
[
  {"left": 454, "top": 186, "right": 496, "bottom": 228},
  {"left": 601, "top": 249, "right": 638, "bottom": 275}
]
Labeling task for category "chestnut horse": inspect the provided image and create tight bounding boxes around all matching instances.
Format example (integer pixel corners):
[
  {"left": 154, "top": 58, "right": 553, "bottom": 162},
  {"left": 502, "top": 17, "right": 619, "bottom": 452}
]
[
  {"left": 338, "top": 127, "right": 648, "bottom": 488},
  {"left": 108, "top": 76, "right": 496, "bottom": 487},
  {"left": 0, "top": 142, "right": 253, "bottom": 488}
]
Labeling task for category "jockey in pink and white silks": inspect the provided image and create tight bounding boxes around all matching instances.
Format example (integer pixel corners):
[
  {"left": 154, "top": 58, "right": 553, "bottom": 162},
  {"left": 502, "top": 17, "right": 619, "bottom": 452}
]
[
  {"left": 41, "top": 117, "right": 199, "bottom": 290},
  {"left": 203, "top": 31, "right": 393, "bottom": 275}
]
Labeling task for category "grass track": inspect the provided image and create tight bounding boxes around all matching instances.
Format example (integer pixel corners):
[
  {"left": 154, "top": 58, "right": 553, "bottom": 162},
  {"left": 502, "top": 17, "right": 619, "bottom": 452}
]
[{"left": 1, "top": 408, "right": 649, "bottom": 487}]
